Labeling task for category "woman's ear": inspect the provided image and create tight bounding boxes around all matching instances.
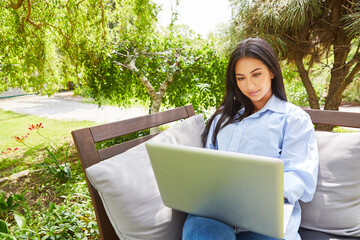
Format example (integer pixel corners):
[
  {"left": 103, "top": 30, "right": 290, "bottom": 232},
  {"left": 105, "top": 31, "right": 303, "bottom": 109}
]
[{"left": 271, "top": 72, "right": 275, "bottom": 79}]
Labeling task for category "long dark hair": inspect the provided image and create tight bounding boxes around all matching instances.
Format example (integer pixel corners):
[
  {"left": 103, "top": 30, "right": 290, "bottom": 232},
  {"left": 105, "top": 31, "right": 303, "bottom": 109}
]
[{"left": 202, "top": 38, "right": 287, "bottom": 147}]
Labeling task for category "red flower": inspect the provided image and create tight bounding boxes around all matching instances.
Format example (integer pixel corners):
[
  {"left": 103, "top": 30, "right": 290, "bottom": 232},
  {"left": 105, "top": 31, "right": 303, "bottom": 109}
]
[
  {"left": 1, "top": 147, "right": 19, "bottom": 155},
  {"left": 28, "top": 123, "right": 44, "bottom": 131},
  {"left": 12, "top": 133, "right": 30, "bottom": 143}
]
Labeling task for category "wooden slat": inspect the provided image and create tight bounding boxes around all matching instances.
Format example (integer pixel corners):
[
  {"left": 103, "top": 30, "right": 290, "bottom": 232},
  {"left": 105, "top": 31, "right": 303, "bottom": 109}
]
[
  {"left": 90, "top": 105, "right": 193, "bottom": 143},
  {"left": 304, "top": 109, "right": 360, "bottom": 128},
  {"left": 98, "top": 133, "right": 160, "bottom": 160}
]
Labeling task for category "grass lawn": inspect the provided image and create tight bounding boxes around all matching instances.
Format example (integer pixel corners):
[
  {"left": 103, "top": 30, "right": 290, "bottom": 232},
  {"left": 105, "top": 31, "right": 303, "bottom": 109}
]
[{"left": 0, "top": 110, "right": 96, "bottom": 150}]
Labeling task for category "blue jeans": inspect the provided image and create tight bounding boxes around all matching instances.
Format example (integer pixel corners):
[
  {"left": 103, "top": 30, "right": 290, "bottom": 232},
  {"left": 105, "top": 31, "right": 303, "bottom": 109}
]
[{"left": 182, "top": 214, "right": 281, "bottom": 240}]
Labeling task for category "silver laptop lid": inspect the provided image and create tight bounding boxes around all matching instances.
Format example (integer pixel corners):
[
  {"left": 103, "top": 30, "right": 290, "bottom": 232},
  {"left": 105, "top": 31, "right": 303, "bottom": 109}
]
[{"left": 146, "top": 142, "right": 286, "bottom": 239}]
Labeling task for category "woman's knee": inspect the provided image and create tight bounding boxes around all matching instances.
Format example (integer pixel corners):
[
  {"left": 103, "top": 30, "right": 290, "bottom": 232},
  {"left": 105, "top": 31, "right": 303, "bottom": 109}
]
[{"left": 182, "top": 214, "right": 236, "bottom": 240}]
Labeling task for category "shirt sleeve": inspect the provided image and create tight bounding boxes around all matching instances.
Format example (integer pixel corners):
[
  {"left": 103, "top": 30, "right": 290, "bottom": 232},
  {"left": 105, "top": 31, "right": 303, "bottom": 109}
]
[{"left": 280, "top": 111, "right": 319, "bottom": 204}]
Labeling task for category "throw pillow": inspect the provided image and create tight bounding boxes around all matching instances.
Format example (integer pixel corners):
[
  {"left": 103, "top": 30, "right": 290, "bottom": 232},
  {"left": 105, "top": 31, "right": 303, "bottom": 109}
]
[
  {"left": 86, "top": 114, "right": 205, "bottom": 240},
  {"left": 300, "top": 131, "right": 360, "bottom": 237}
]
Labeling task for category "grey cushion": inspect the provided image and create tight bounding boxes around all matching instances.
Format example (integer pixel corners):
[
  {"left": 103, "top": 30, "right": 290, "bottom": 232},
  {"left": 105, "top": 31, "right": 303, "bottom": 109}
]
[
  {"left": 86, "top": 114, "right": 205, "bottom": 240},
  {"left": 299, "top": 228, "right": 360, "bottom": 240},
  {"left": 300, "top": 132, "right": 360, "bottom": 237}
]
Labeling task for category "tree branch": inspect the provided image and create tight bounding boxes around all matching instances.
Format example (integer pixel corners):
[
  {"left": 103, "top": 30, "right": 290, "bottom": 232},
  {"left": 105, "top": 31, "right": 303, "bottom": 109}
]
[
  {"left": 27, "top": 19, "right": 41, "bottom": 29},
  {"left": 10, "top": 0, "right": 24, "bottom": 9},
  {"left": 99, "top": 0, "right": 106, "bottom": 44},
  {"left": 294, "top": 54, "right": 320, "bottom": 109},
  {"left": 113, "top": 61, "right": 131, "bottom": 70},
  {"left": 114, "top": 59, "right": 156, "bottom": 98},
  {"left": 113, "top": 51, "right": 133, "bottom": 58},
  {"left": 25, "top": 0, "right": 31, "bottom": 22},
  {"left": 337, "top": 61, "right": 360, "bottom": 95},
  {"left": 20, "top": 0, "right": 41, "bottom": 29},
  {"left": 157, "top": 54, "right": 181, "bottom": 99},
  {"left": 345, "top": 43, "right": 360, "bottom": 73}
]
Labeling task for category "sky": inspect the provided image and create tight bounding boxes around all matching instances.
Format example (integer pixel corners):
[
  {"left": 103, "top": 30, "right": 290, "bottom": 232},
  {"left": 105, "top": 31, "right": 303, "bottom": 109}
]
[{"left": 154, "top": 0, "right": 232, "bottom": 37}]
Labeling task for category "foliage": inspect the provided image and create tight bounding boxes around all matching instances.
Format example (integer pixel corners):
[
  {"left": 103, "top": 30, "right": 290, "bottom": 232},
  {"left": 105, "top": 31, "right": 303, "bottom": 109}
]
[
  {"left": 35, "top": 199, "right": 98, "bottom": 239},
  {"left": 1, "top": 152, "right": 99, "bottom": 239},
  {"left": 0, "top": 0, "right": 158, "bottom": 95},
  {"left": 0, "top": 191, "right": 25, "bottom": 220},
  {"left": 0, "top": 184, "right": 99, "bottom": 239},
  {"left": 0, "top": 0, "right": 107, "bottom": 95},
  {"left": 0, "top": 219, "right": 11, "bottom": 238},
  {"left": 229, "top": 0, "right": 360, "bottom": 111},
  {"left": 96, "top": 129, "right": 150, "bottom": 150},
  {"left": 282, "top": 64, "right": 326, "bottom": 106},
  {"left": 84, "top": 29, "right": 227, "bottom": 114},
  {"left": 40, "top": 146, "right": 72, "bottom": 183},
  {"left": 343, "top": 78, "right": 360, "bottom": 104},
  {"left": 0, "top": 213, "right": 31, "bottom": 240}
]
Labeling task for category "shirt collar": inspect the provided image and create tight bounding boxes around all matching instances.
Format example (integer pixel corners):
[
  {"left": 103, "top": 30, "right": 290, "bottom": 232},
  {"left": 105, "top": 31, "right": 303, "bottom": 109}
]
[
  {"left": 237, "top": 94, "right": 286, "bottom": 116},
  {"left": 260, "top": 94, "right": 286, "bottom": 114}
]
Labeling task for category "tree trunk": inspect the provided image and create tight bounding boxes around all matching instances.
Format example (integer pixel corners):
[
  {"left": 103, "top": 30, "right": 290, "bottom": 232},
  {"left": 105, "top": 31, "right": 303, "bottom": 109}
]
[
  {"left": 149, "top": 96, "right": 162, "bottom": 134},
  {"left": 324, "top": 41, "right": 351, "bottom": 111},
  {"left": 318, "top": 38, "right": 357, "bottom": 131},
  {"left": 294, "top": 55, "right": 320, "bottom": 109},
  {"left": 121, "top": 55, "right": 180, "bottom": 134}
]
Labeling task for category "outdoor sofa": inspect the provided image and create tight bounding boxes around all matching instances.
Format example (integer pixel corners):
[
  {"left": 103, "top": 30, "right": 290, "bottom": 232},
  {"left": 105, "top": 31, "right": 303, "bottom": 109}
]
[{"left": 72, "top": 105, "right": 360, "bottom": 240}]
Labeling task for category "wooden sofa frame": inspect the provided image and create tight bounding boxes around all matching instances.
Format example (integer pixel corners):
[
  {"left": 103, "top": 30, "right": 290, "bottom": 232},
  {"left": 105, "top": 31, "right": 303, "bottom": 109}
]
[{"left": 71, "top": 105, "right": 360, "bottom": 240}]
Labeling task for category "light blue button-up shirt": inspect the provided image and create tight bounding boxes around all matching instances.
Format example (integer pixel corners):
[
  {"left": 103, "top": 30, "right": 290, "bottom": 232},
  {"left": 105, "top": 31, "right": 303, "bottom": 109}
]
[{"left": 205, "top": 95, "right": 319, "bottom": 240}]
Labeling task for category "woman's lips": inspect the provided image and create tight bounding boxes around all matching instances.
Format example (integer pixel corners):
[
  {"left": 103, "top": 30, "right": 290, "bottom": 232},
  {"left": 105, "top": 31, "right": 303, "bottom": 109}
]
[{"left": 248, "top": 89, "right": 260, "bottom": 96}]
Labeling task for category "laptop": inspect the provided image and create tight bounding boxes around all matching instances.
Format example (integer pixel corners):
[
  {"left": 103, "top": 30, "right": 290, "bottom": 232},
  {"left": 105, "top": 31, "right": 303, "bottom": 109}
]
[{"left": 145, "top": 142, "right": 294, "bottom": 239}]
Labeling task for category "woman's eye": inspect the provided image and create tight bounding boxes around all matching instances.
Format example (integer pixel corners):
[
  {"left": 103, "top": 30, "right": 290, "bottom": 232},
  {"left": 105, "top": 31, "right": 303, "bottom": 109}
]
[
  {"left": 253, "top": 73, "right": 261, "bottom": 77},
  {"left": 237, "top": 78, "right": 244, "bottom": 81}
]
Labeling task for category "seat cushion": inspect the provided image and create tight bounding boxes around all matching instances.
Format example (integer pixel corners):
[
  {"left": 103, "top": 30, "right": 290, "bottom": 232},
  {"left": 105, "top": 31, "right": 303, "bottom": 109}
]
[
  {"left": 300, "top": 132, "right": 360, "bottom": 238},
  {"left": 86, "top": 114, "right": 205, "bottom": 240},
  {"left": 299, "top": 228, "right": 360, "bottom": 240}
]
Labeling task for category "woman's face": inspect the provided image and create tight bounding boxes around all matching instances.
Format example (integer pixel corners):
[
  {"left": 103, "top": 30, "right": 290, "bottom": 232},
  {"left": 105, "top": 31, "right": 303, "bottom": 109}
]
[{"left": 235, "top": 57, "right": 274, "bottom": 112}]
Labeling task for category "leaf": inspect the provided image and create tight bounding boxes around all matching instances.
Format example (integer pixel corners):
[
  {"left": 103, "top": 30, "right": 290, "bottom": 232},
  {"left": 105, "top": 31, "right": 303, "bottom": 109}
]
[
  {"left": 0, "top": 201, "right": 7, "bottom": 211},
  {"left": 0, "top": 220, "right": 9, "bottom": 234},
  {"left": 15, "top": 194, "right": 24, "bottom": 202},
  {"left": 0, "top": 233, "right": 14, "bottom": 240},
  {"left": 48, "top": 202, "right": 56, "bottom": 212},
  {"left": 14, "top": 213, "right": 27, "bottom": 229},
  {"left": 48, "top": 166, "right": 58, "bottom": 175},
  {"left": 64, "top": 166, "right": 72, "bottom": 181},
  {"left": 45, "top": 147, "right": 59, "bottom": 165},
  {"left": 6, "top": 196, "right": 13, "bottom": 209}
]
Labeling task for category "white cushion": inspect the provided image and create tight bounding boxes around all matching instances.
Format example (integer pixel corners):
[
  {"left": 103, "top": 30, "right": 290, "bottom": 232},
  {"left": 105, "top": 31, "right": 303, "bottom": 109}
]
[
  {"left": 86, "top": 114, "right": 205, "bottom": 240},
  {"left": 300, "top": 131, "right": 360, "bottom": 237}
]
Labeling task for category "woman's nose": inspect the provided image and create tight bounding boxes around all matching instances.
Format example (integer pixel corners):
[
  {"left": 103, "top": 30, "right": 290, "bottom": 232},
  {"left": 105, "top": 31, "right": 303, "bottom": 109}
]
[{"left": 246, "top": 79, "right": 256, "bottom": 91}]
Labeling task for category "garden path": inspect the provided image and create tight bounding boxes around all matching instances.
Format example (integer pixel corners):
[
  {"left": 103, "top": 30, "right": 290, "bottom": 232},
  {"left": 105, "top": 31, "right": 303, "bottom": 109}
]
[{"left": 0, "top": 91, "right": 148, "bottom": 123}]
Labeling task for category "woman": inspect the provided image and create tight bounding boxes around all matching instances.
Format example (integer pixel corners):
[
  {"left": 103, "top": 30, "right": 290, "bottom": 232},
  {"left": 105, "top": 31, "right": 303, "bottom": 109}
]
[{"left": 182, "top": 38, "right": 319, "bottom": 240}]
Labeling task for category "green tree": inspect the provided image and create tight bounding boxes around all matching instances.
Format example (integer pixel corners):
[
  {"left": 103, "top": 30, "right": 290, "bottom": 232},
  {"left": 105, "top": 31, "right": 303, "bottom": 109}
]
[
  {"left": 229, "top": 0, "right": 360, "bottom": 111},
  {"left": 0, "top": 0, "right": 107, "bottom": 94},
  {"left": 83, "top": 29, "right": 227, "bottom": 115},
  {"left": 0, "top": 0, "right": 156, "bottom": 95}
]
